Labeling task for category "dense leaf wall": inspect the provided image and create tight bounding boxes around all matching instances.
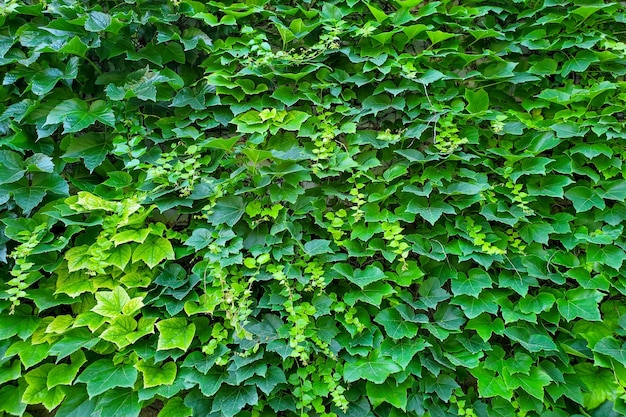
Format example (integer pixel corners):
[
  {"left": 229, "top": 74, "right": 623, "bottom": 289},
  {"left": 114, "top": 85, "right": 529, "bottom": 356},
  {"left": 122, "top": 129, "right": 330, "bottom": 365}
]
[{"left": 1, "top": 0, "right": 626, "bottom": 416}]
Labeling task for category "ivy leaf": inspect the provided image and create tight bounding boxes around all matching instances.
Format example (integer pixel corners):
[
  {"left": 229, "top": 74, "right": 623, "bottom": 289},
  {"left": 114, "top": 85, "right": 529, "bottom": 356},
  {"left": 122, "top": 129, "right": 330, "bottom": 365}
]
[
  {"left": 85, "top": 11, "right": 112, "bottom": 32},
  {"left": 551, "top": 122, "right": 589, "bottom": 138},
  {"left": 93, "top": 389, "right": 142, "bottom": 417},
  {"left": 424, "top": 374, "right": 460, "bottom": 402},
  {"left": 208, "top": 196, "right": 245, "bottom": 227},
  {"left": 344, "top": 282, "right": 395, "bottom": 307},
  {"left": 471, "top": 366, "right": 512, "bottom": 399},
  {"left": 184, "top": 228, "right": 213, "bottom": 250},
  {"left": 75, "top": 359, "right": 138, "bottom": 397},
  {"left": 518, "top": 222, "right": 554, "bottom": 244},
  {"left": 406, "top": 197, "right": 455, "bottom": 225},
  {"left": 418, "top": 277, "right": 451, "bottom": 308},
  {"left": 135, "top": 360, "right": 177, "bottom": 388},
  {"left": 303, "top": 239, "right": 332, "bottom": 256},
  {"left": 0, "top": 150, "right": 25, "bottom": 184},
  {"left": 45, "top": 99, "right": 115, "bottom": 133},
  {"left": 53, "top": 388, "right": 97, "bottom": 417},
  {"left": 92, "top": 286, "right": 131, "bottom": 318},
  {"left": 503, "top": 327, "right": 558, "bottom": 353},
  {"left": 381, "top": 338, "right": 430, "bottom": 369},
  {"left": 62, "top": 133, "right": 111, "bottom": 172},
  {"left": 366, "top": 379, "right": 410, "bottom": 411},
  {"left": 505, "top": 368, "right": 552, "bottom": 401},
  {"left": 22, "top": 364, "right": 66, "bottom": 410},
  {"left": 343, "top": 351, "right": 402, "bottom": 384},
  {"left": 586, "top": 245, "right": 626, "bottom": 270},
  {"left": 465, "top": 88, "right": 489, "bottom": 113},
  {"left": 132, "top": 236, "right": 175, "bottom": 269},
  {"left": 375, "top": 307, "right": 419, "bottom": 339},
  {"left": 156, "top": 318, "right": 195, "bottom": 351},
  {"left": 451, "top": 269, "right": 492, "bottom": 297},
  {"left": 564, "top": 186, "right": 606, "bottom": 212},
  {"left": 594, "top": 337, "right": 626, "bottom": 366},
  {"left": 333, "top": 263, "right": 387, "bottom": 288},
  {"left": 0, "top": 384, "right": 27, "bottom": 416},
  {"left": 556, "top": 288, "right": 603, "bottom": 321},
  {"left": 211, "top": 385, "right": 259, "bottom": 417},
  {"left": 601, "top": 180, "right": 626, "bottom": 201},
  {"left": 159, "top": 397, "right": 193, "bottom": 417}
]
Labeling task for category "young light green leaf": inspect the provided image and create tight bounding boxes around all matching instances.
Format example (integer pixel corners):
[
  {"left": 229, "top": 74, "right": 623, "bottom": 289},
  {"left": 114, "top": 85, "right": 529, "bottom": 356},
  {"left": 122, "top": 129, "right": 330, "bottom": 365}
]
[
  {"left": 156, "top": 318, "right": 195, "bottom": 351},
  {"left": 132, "top": 236, "right": 175, "bottom": 269}
]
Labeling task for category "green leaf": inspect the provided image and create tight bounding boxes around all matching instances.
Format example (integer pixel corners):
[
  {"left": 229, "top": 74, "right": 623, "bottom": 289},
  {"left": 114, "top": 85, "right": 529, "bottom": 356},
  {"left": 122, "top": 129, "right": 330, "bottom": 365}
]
[
  {"left": 470, "top": 366, "right": 512, "bottom": 399},
  {"left": 303, "top": 239, "right": 332, "bottom": 256},
  {"left": 5, "top": 340, "right": 50, "bottom": 368},
  {"left": 375, "top": 307, "right": 419, "bottom": 339},
  {"left": 31, "top": 68, "right": 65, "bottom": 96},
  {"left": 135, "top": 360, "right": 177, "bottom": 388},
  {"left": 112, "top": 229, "right": 151, "bottom": 246},
  {"left": 503, "top": 327, "right": 558, "bottom": 353},
  {"left": 333, "top": 263, "right": 387, "bottom": 288},
  {"left": 575, "top": 363, "right": 618, "bottom": 409},
  {"left": 207, "top": 196, "right": 245, "bottom": 227},
  {"left": 451, "top": 269, "right": 492, "bottom": 297},
  {"left": 418, "top": 277, "right": 451, "bottom": 309},
  {"left": 0, "top": 150, "right": 25, "bottom": 185},
  {"left": 343, "top": 351, "right": 402, "bottom": 384},
  {"left": 366, "top": 379, "right": 410, "bottom": 411},
  {"left": 0, "top": 360, "right": 20, "bottom": 385},
  {"left": 271, "top": 86, "right": 299, "bottom": 106},
  {"left": 94, "top": 389, "right": 142, "bottom": 417},
  {"left": 556, "top": 288, "right": 603, "bottom": 321},
  {"left": 344, "top": 282, "right": 395, "bottom": 307},
  {"left": 46, "top": 351, "right": 86, "bottom": 388},
  {"left": 103, "top": 171, "right": 133, "bottom": 189},
  {"left": 504, "top": 367, "right": 551, "bottom": 401},
  {"left": 46, "top": 99, "right": 115, "bottom": 133},
  {"left": 62, "top": 132, "right": 111, "bottom": 172},
  {"left": 23, "top": 363, "right": 65, "bottom": 409},
  {"left": 99, "top": 316, "right": 139, "bottom": 348},
  {"left": 406, "top": 197, "right": 455, "bottom": 225},
  {"left": 561, "top": 50, "right": 597, "bottom": 76},
  {"left": 158, "top": 397, "right": 192, "bottom": 417},
  {"left": 426, "top": 30, "right": 457, "bottom": 45},
  {"left": 551, "top": 122, "right": 588, "bottom": 138},
  {"left": 465, "top": 88, "right": 489, "bottom": 113},
  {"left": 564, "top": 186, "right": 606, "bottom": 212},
  {"left": 184, "top": 228, "right": 213, "bottom": 251},
  {"left": 59, "top": 36, "right": 89, "bottom": 57},
  {"left": 133, "top": 236, "right": 175, "bottom": 269},
  {"left": 0, "top": 315, "right": 40, "bottom": 340},
  {"left": 156, "top": 318, "right": 195, "bottom": 351},
  {"left": 85, "top": 11, "right": 112, "bottom": 32},
  {"left": 211, "top": 385, "right": 259, "bottom": 417},
  {"left": 528, "top": 58, "right": 558, "bottom": 75},
  {"left": 601, "top": 180, "right": 626, "bottom": 201},
  {"left": 518, "top": 292, "right": 556, "bottom": 314},
  {"left": 92, "top": 286, "right": 131, "bottom": 318},
  {"left": 53, "top": 387, "right": 97, "bottom": 417},
  {"left": 75, "top": 359, "right": 138, "bottom": 397},
  {"left": 0, "top": 384, "right": 27, "bottom": 416},
  {"left": 249, "top": 366, "right": 287, "bottom": 395},
  {"left": 362, "top": 94, "right": 392, "bottom": 115},
  {"left": 518, "top": 222, "right": 554, "bottom": 244},
  {"left": 594, "top": 337, "right": 626, "bottom": 367},
  {"left": 587, "top": 245, "right": 626, "bottom": 270},
  {"left": 381, "top": 338, "right": 429, "bottom": 369}
]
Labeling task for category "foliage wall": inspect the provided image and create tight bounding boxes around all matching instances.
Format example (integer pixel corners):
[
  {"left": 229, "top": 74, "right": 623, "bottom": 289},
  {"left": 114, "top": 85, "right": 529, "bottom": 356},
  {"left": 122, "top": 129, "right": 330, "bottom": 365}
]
[{"left": 1, "top": 0, "right": 626, "bottom": 416}]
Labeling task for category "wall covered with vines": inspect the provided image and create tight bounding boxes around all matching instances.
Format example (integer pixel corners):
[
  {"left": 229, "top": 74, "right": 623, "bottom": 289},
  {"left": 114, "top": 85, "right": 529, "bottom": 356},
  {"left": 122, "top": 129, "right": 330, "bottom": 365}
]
[{"left": 1, "top": 0, "right": 626, "bottom": 416}]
